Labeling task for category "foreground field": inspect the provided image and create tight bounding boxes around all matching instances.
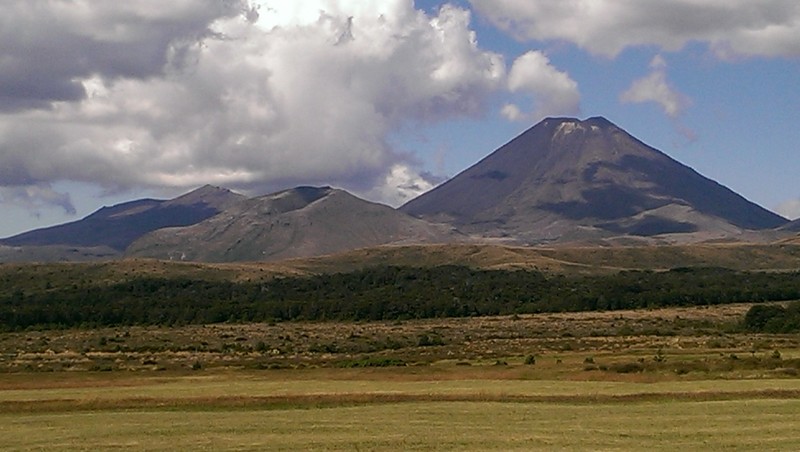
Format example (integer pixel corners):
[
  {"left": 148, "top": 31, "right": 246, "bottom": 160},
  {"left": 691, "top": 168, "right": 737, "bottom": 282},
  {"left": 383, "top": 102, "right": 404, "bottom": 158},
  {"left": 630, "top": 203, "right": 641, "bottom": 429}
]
[
  {"left": 2, "top": 371, "right": 800, "bottom": 450},
  {"left": 4, "top": 400, "right": 800, "bottom": 450},
  {"left": 2, "top": 303, "right": 800, "bottom": 450}
]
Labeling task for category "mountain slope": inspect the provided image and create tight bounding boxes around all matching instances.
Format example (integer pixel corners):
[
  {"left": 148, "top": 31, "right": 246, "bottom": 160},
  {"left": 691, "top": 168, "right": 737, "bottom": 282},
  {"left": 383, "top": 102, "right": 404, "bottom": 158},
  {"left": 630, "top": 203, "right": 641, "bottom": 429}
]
[
  {"left": 0, "top": 185, "right": 246, "bottom": 251},
  {"left": 779, "top": 219, "right": 800, "bottom": 232},
  {"left": 126, "top": 186, "right": 461, "bottom": 262},
  {"left": 401, "top": 117, "right": 787, "bottom": 242}
]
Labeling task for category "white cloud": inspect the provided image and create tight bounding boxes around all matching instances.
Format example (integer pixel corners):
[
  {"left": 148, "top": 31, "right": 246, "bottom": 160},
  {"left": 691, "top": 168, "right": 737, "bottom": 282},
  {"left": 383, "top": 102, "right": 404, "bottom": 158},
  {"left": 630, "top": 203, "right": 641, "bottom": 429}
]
[
  {"left": 500, "top": 103, "right": 524, "bottom": 121},
  {"left": 469, "top": 0, "right": 800, "bottom": 58},
  {"left": 0, "top": 0, "right": 247, "bottom": 112},
  {"left": 361, "top": 164, "right": 443, "bottom": 207},
  {"left": 620, "top": 55, "right": 691, "bottom": 117},
  {"left": 0, "top": 1, "right": 504, "bottom": 209},
  {"left": 504, "top": 51, "right": 580, "bottom": 122},
  {"left": 776, "top": 199, "right": 800, "bottom": 220}
]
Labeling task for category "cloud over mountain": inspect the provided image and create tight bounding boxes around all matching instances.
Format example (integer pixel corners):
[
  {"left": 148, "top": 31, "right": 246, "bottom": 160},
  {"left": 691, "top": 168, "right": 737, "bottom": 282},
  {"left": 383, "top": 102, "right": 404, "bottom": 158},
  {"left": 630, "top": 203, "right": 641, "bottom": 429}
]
[
  {"left": 503, "top": 51, "right": 581, "bottom": 122},
  {"left": 0, "top": 1, "right": 505, "bottom": 210}
]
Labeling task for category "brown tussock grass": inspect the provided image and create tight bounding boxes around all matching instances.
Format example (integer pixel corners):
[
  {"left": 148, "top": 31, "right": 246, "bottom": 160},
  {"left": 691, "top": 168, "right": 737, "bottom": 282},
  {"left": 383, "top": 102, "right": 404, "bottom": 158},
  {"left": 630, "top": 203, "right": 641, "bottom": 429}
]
[{"left": 5, "top": 388, "right": 800, "bottom": 414}]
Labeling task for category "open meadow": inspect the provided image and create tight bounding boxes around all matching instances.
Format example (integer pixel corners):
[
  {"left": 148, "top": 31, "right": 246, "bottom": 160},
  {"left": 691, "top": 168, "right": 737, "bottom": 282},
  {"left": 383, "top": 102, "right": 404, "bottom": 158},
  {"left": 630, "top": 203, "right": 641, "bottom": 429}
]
[
  {"left": 2, "top": 375, "right": 800, "bottom": 450},
  {"left": 2, "top": 303, "right": 800, "bottom": 450}
]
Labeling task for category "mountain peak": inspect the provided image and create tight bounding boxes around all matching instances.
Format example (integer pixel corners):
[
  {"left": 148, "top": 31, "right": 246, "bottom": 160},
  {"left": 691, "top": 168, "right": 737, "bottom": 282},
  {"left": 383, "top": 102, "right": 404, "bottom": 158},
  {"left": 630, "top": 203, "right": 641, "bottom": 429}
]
[
  {"left": 171, "top": 184, "right": 234, "bottom": 201},
  {"left": 584, "top": 116, "right": 614, "bottom": 127},
  {"left": 402, "top": 116, "right": 787, "bottom": 242},
  {"left": 539, "top": 116, "right": 613, "bottom": 126},
  {"left": 194, "top": 184, "right": 230, "bottom": 195},
  {"left": 167, "top": 185, "right": 246, "bottom": 210},
  {"left": 537, "top": 116, "right": 618, "bottom": 135}
]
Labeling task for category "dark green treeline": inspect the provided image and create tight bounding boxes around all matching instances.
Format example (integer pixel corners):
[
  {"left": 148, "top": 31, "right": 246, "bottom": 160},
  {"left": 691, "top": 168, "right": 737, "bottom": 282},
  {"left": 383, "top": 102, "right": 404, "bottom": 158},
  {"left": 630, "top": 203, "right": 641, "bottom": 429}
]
[{"left": 2, "top": 266, "right": 800, "bottom": 330}]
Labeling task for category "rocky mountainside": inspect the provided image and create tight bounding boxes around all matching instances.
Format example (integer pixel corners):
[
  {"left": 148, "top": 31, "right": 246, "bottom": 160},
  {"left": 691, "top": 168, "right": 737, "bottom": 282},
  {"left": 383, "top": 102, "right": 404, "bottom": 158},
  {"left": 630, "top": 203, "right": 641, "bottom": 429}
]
[
  {"left": 0, "top": 185, "right": 245, "bottom": 254},
  {"left": 401, "top": 117, "right": 787, "bottom": 243},
  {"left": 126, "top": 186, "right": 462, "bottom": 262}
]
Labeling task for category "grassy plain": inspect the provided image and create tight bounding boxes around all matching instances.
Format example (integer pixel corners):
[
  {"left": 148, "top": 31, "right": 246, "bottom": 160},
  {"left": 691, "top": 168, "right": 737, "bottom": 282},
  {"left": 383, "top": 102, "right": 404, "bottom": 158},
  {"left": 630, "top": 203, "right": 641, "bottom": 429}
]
[
  {"left": 2, "top": 371, "right": 800, "bottom": 450},
  {"left": 2, "top": 303, "right": 800, "bottom": 450}
]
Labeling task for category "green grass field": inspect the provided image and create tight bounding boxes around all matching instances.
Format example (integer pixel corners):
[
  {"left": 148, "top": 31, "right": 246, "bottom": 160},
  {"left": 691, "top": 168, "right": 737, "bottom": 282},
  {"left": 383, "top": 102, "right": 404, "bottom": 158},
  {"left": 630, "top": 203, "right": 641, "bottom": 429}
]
[{"left": 2, "top": 371, "right": 799, "bottom": 450}]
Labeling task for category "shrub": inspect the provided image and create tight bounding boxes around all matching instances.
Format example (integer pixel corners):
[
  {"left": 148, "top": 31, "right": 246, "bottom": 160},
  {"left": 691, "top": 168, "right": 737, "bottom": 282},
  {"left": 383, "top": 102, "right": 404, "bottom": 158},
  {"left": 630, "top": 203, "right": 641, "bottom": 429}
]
[
  {"left": 611, "top": 361, "right": 644, "bottom": 373},
  {"left": 744, "top": 304, "right": 787, "bottom": 332},
  {"left": 524, "top": 355, "right": 536, "bottom": 365},
  {"left": 335, "top": 357, "right": 407, "bottom": 368},
  {"left": 417, "top": 333, "right": 444, "bottom": 347},
  {"left": 743, "top": 301, "right": 800, "bottom": 333}
]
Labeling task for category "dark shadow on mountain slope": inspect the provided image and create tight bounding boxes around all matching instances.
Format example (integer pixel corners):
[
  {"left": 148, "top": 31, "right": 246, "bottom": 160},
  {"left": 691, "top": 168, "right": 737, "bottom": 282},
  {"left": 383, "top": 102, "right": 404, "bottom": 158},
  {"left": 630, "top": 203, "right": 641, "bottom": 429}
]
[
  {"left": 1, "top": 202, "right": 219, "bottom": 251},
  {"left": 293, "top": 186, "right": 333, "bottom": 204},
  {"left": 617, "top": 155, "right": 786, "bottom": 230},
  {"left": 600, "top": 217, "right": 698, "bottom": 236},
  {"left": 539, "top": 185, "right": 670, "bottom": 221},
  {"left": 471, "top": 170, "right": 509, "bottom": 181}
]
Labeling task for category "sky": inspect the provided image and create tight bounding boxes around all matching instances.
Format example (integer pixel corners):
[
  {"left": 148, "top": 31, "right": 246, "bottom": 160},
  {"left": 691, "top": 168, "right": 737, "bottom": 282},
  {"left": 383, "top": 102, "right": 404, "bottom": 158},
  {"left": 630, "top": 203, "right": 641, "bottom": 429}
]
[{"left": 1, "top": 0, "right": 799, "bottom": 238}]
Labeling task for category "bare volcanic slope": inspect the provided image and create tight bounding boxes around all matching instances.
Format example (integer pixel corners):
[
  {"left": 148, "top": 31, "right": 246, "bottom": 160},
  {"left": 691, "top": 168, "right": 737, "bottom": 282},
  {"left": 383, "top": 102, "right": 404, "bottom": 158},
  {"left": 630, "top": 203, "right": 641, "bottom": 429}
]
[
  {"left": 0, "top": 185, "right": 246, "bottom": 253},
  {"left": 779, "top": 218, "right": 800, "bottom": 232},
  {"left": 401, "top": 117, "right": 787, "bottom": 243},
  {"left": 126, "top": 186, "right": 462, "bottom": 262}
]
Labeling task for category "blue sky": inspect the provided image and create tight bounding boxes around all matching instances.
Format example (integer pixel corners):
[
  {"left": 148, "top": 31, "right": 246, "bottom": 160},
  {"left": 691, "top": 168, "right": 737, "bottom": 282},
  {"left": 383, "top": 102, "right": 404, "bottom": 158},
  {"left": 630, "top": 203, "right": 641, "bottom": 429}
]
[{"left": 1, "top": 0, "right": 799, "bottom": 238}]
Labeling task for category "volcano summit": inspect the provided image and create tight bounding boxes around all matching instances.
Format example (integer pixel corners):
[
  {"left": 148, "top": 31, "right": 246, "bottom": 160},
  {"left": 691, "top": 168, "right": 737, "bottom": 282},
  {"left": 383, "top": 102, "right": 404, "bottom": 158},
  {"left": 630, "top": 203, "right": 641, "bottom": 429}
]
[{"left": 401, "top": 117, "right": 787, "bottom": 243}]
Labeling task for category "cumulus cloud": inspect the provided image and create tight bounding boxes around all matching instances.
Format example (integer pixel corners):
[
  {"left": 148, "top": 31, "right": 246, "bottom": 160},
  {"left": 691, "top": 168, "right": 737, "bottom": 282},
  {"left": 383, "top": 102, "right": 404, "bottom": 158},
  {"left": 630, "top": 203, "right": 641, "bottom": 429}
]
[
  {"left": 0, "top": 0, "right": 247, "bottom": 112},
  {"left": 620, "top": 55, "right": 691, "bottom": 117},
  {"left": 0, "top": 1, "right": 504, "bottom": 211},
  {"left": 776, "top": 199, "right": 800, "bottom": 220},
  {"left": 469, "top": 0, "right": 800, "bottom": 58},
  {"left": 500, "top": 104, "right": 524, "bottom": 122},
  {"left": 502, "top": 51, "right": 580, "bottom": 122},
  {"left": 361, "top": 164, "right": 444, "bottom": 207}
]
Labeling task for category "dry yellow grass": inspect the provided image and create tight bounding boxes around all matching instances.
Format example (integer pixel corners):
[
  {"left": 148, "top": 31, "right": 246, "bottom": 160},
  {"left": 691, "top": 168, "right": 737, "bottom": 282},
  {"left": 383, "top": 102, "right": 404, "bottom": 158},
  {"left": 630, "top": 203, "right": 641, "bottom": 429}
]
[{"left": 2, "top": 372, "right": 800, "bottom": 450}]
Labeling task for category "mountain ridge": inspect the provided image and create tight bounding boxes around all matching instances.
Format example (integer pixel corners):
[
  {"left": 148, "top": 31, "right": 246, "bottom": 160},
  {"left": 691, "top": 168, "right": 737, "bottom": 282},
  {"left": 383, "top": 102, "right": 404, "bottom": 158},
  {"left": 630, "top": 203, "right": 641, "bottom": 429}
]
[
  {"left": 0, "top": 185, "right": 246, "bottom": 253},
  {"left": 125, "top": 186, "right": 463, "bottom": 262}
]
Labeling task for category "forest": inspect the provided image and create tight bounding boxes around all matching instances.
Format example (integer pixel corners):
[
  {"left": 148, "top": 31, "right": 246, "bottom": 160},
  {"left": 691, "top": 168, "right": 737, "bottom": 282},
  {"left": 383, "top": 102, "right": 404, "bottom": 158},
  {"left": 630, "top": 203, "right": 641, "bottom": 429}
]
[{"left": 2, "top": 265, "right": 800, "bottom": 331}]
